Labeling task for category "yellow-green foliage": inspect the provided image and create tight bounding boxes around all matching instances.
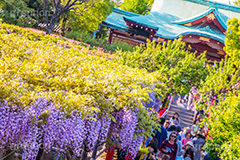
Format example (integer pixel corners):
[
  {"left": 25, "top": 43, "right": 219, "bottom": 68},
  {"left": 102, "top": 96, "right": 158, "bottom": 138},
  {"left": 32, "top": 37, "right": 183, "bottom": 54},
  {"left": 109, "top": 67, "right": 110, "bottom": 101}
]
[
  {"left": 116, "top": 39, "right": 208, "bottom": 96},
  {"left": 203, "top": 92, "right": 240, "bottom": 160},
  {"left": 225, "top": 18, "right": 240, "bottom": 68},
  {"left": 0, "top": 22, "right": 161, "bottom": 137},
  {"left": 120, "top": 0, "right": 154, "bottom": 15},
  {"left": 198, "top": 18, "right": 240, "bottom": 159}
]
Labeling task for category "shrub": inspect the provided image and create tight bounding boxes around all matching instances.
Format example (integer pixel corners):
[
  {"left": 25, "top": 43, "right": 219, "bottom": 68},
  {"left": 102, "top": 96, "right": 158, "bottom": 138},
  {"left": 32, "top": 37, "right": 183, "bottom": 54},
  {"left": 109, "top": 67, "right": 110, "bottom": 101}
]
[{"left": 64, "top": 30, "right": 134, "bottom": 53}]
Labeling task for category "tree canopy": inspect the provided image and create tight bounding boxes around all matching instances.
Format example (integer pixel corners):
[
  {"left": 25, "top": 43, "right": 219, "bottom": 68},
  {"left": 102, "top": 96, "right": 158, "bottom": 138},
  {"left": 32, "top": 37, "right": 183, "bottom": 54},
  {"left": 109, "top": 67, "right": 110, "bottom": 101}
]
[
  {"left": 66, "top": 0, "right": 114, "bottom": 32},
  {"left": 115, "top": 39, "right": 208, "bottom": 105},
  {"left": 0, "top": 0, "right": 114, "bottom": 34},
  {"left": 196, "top": 18, "right": 240, "bottom": 159},
  {"left": 120, "top": 0, "right": 154, "bottom": 15},
  {"left": 0, "top": 0, "right": 35, "bottom": 26},
  {"left": 0, "top": 22, "right": 161, "bottom": 159}
]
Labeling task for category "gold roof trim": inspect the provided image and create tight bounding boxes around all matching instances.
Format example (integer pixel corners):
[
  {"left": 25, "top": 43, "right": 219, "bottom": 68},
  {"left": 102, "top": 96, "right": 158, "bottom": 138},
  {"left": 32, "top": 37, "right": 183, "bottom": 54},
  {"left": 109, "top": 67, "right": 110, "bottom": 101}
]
[
  {"left": 199, "top": 36, "right": 210, "bottom": 42},
  {"left": 206, "top": 13, "right": 216, "bottom": 21}
]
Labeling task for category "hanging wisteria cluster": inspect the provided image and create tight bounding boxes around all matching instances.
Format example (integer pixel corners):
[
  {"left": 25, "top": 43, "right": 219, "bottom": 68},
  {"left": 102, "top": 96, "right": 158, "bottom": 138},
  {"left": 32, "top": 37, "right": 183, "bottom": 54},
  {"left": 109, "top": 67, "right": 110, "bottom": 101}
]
[{"left": 0, "top": 98, "right": 144, "bottom": 160}]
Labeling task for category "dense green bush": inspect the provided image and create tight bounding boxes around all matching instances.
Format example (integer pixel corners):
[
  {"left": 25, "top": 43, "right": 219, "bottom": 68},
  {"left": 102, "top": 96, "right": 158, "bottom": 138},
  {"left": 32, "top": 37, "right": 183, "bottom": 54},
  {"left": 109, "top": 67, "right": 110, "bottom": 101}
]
[{"left": 65, "top": 30, "right": 134, "bottom": 53}]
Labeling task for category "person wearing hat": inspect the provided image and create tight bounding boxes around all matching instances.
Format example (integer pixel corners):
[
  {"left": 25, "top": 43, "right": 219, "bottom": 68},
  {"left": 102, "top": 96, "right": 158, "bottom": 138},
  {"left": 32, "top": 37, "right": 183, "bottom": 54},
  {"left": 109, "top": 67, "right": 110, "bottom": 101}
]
[
  {"left": 183, "top": 148, "right": 194, "bottom": 160},
  {"left": 184, "top": 141, "right": 194, "bottom": 150},
  {"left": 193, "top": 131, "right": 205, "bottom": 160}
]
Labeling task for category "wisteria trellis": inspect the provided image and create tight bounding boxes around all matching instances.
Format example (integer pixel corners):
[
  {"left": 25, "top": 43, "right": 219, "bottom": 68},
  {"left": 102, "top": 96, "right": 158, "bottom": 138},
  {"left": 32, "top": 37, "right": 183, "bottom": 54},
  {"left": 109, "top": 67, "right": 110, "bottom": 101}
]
[{"left": 0, "top": 98, "right": 143, "bottom": 159}]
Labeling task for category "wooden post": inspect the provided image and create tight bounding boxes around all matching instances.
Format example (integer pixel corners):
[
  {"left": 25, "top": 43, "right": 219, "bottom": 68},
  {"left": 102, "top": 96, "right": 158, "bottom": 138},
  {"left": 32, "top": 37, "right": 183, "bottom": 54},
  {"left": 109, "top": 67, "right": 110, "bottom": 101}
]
[
  {"left": 40, "top": 150, "right": 51, "bottom": 160},
  {"left": 149, "top": 34, "right": 154, "bottom": 41},
  {"left": 80, "top": 144, "right": 87, "bottom": 160},
  {"left": 108, "top": 29, "right": 114, "bottom": 44}
]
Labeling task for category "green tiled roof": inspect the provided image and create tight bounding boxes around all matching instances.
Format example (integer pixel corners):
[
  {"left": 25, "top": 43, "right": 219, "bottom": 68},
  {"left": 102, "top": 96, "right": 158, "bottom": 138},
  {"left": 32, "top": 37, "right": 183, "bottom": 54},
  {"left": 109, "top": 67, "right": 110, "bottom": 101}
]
[
  {"left": 102, "top": 8, "right": 150, "bottom": 37},
  {"left": 102, "top": 0, "right": 240, "bottom": 43}
]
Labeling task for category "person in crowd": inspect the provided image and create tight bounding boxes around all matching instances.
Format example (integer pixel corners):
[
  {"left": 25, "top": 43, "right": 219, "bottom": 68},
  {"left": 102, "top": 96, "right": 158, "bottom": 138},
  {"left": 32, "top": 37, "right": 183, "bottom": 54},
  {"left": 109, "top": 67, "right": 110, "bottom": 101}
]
[
  {"left": 169, "top": 112, "right": 180, "bottom": 126},
  {"left": 184, "top": 141, "right": 194, "bottom": 151},
  {"left": 175, "top": 126, "right": 184, "bottom": 160},
  {"left": 181, "top": 132, "right": 192, "bottom": 149},
  {"left": 191, "top": 120, "right": 200, "bottom": 137},
  {"left": 183, "top": 148, "right": 194, "bottom": 160},
  {"left": 163, "top": 120, "right": 171, "bottom": 131},
  {"left": 180, "top": 127, "right": 191, "bottom": 139},
  {"left": 167, "top": 125, "right": 177, "bottom": 140},
  {"left": 177, "top": 96, "right": 185, "bottom": 104},
  {"left": 153, "top": 118, "right": 168, "bottom": 148},
  {"left": 159, "top": 131, "right": 178, "bottom": 160},
  {"left": 194, "top": 110, "right": 204, "bottom": 124},
  {"left": 176, "top": 126, "right": 182, "bottom": 141},
  {"left": 142, "top": 142, "right": 158, "bottom": 160},
  {"left": 158, "top": 108, "right": 167, "bottom": 120},
  {"left": 137, "top": 138, "right": 158, "bottom": 160},
  {"left": 193, "top": 131, "right": 205, "bottom": 160},
  {"left": 188, "top": 86, "right": 197, "bottom": 110},
  {"left": 199, "top": 126, "right": 207, "bottom": 138}
]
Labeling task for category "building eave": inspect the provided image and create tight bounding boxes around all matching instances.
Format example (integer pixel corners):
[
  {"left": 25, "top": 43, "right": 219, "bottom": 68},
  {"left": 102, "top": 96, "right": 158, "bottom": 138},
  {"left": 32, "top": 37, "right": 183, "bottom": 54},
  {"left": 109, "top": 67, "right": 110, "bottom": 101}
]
[
  {"left": 156, "top": 30, "right": 225, "bottom": 44},
  {"left": 173, "top": 7, "right": 227, "bottom": 31},
  {"left": 183, "top": 0, "right": 240, "bottom": 13}
]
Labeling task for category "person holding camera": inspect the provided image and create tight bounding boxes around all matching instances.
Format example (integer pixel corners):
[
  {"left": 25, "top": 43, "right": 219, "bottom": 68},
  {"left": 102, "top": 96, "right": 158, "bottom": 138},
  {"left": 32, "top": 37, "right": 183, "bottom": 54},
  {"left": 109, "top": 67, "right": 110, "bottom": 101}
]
[
  {"left": 169, "top": 112, "right": 180, "bottom": 126},
  {"left": 142, "top": 142, "right": 158, "bottom": 160}
]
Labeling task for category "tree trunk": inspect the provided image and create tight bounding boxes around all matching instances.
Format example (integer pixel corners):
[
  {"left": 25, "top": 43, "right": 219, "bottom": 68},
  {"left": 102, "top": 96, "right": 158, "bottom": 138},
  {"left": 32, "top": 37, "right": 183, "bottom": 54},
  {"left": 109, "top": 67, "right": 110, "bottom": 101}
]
[
  {"left": 65, "top": 149, "right": 72, "bottom": 160},
  {"left": 80, "top": 144, "right": 87, "bottom": 160},
  {"left": 0, "top": 150, "right": 3, "bottom": 159},
  {"left": 161, "top": 93, "right": 170, "bottom": 109},
  {"left": 46, "top": 15, "right": 59, "bottom": 35},
  {"left": 91, "top": 140, "right": 99, "bottom": 160},
  {"left": 40, "top": 150, "right": 51, "bottom": 160},
  {"left": 36, "top": 145, "right": 44, "bottom": 160},
  {"left": 4, "top": 150, "right": 15, "bottom": 160}
]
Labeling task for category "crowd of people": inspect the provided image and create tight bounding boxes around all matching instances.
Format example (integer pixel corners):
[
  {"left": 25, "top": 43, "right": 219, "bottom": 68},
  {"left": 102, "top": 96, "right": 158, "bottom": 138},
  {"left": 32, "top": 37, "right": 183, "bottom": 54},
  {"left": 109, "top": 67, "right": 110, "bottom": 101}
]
[
  {"left": 133, "top": 84, "right": 223, "bottom": 160},
  {"left": 134, "top": 113, "right": 218, "bottom": 160},
  {"left": 111, "top": 84, "right": 240, "bottom": 160}
]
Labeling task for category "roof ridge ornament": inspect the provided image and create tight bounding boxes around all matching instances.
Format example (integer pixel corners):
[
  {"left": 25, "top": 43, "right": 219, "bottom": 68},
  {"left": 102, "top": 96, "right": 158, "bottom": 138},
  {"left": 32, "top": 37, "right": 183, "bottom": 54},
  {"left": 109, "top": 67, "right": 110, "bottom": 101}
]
[
  {"left": 206, "top": 12, "right": 216, "bottom": 22},
  {"left": 199, "top": 26, "right": 214, "bottom": 33},
  {"left": 209, "top": 4, "right": 218, "bottom": 10}
]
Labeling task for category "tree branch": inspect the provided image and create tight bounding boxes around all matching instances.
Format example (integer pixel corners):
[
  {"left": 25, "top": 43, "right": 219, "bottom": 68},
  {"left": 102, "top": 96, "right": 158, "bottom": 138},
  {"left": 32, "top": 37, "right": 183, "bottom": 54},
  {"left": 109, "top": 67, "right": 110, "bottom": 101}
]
[
  {"left": 44, "top": 0, "right": 49, "bottom": 28},
  {"left": 64, "top": 0, "right": 86, "bottom": 12},
  {"left": 53, "top": 0, "right": 59, "bottom": 11}
]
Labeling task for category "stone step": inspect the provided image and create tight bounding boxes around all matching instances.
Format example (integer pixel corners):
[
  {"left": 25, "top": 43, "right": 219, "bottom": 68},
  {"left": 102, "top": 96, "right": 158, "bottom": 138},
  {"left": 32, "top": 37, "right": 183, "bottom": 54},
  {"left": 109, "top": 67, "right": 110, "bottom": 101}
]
[
  {"left": 167, "top": 107, "right": 195, "bottom": 116},
  {"left": 167, "top": 110, "right": 195, "bottom": 119},
  {"left": 170, "top": 104, "right": 194, "bottom": 111},
  {"left": 165, "top": 116, "right": 193, "bottom": 126},
  {"left": 166, "top": 104, "right": 195, "bottom": 128},
  {"left": 167, "top": 113, "right": 194, "bottom": 121},
  {"left": 170, "top": 104, "right": 195, "bottom": 114}
]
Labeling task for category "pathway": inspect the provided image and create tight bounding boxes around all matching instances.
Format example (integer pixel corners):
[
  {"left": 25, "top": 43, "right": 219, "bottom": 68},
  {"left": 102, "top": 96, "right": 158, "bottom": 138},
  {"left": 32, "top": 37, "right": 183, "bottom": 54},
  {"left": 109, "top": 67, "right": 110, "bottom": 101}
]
[{"left": 166, "top": 94, "right": 196, "bottom": 129}]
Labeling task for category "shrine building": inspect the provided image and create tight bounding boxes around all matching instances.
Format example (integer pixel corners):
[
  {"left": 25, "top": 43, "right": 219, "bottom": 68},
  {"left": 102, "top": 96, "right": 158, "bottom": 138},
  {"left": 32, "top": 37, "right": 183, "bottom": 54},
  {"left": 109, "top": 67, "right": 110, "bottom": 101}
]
[{"left": 101, "top": 0, "right": 240, "bottom": 61}]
